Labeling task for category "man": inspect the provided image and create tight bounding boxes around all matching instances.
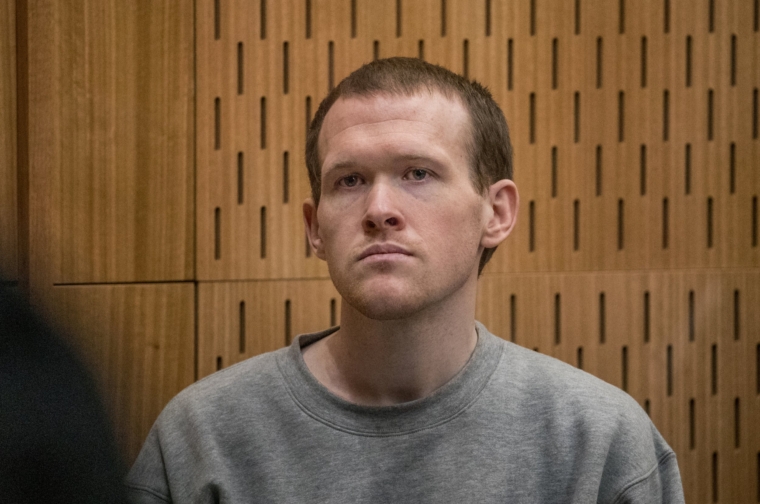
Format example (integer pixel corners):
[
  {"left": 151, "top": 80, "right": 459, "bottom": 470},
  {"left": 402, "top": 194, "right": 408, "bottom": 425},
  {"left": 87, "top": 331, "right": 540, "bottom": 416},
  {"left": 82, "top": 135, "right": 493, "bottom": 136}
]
[{"left": 126, "top": 57, "right": 684, "bottom": 503}]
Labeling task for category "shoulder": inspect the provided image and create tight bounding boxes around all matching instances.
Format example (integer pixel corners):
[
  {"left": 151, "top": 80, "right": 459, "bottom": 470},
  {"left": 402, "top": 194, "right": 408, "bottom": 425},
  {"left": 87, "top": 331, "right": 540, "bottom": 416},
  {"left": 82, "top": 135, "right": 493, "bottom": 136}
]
[{"left": 484, "top": 333, "right": 681, "bottom": 502}]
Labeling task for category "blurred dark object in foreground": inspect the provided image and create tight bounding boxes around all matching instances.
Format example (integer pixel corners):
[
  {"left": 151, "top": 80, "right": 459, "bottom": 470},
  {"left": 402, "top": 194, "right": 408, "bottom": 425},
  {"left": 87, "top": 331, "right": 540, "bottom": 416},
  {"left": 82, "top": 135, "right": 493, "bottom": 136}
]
[{"left": 0, "top": 281, "right": 125, "bottom": 503}]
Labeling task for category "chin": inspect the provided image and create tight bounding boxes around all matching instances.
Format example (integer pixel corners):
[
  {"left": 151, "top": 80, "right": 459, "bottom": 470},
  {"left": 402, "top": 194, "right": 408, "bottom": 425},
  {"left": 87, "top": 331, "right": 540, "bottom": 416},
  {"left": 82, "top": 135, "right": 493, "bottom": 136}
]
[{"left": 333, "top": 274, "right": 429, "bottom": 321}]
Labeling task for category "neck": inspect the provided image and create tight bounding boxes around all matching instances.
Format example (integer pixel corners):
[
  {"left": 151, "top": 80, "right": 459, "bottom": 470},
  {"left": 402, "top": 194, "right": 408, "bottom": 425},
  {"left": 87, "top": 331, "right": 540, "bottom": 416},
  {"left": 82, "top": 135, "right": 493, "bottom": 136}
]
[{"left": 302, "top": 275, "right": 479, "bottom": 406}]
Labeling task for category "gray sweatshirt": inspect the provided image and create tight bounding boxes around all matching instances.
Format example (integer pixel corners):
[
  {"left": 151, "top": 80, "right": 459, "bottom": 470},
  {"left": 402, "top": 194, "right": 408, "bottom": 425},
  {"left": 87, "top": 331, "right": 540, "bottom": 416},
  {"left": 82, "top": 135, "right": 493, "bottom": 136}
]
[{"left": 126, "top": 323, "right": 684, "bottom": 503}]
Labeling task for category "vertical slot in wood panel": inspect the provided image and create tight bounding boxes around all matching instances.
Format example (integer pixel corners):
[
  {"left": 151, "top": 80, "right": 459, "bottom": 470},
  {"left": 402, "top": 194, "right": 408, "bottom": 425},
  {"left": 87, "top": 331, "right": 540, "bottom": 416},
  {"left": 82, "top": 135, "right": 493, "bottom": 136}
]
[
  {"left": 510, "top": 294, "right": 516, "bottom": 342},
  {"left": 644, "top": 291, "right": 650, "bottom": 343},
  {"left": 596, "top": 145, "right": 603, "bottom": 195},
  {"left": 260, "top": 206, "right": 267, "bottom": 258},
  {"left": 730, "top": 143, "right": 736, "bottom": 194},
  {"left": 573, "top": 199, "right": 580, "bottom": 250},
  {"left": 217, "top": 356, "right": 223, "bottom": 371},
  {"left": 731, "top": 35, "right": 737, "bottom": 86},
  {"left": 418, "top": 40, "right": 424, "bottom": 60},
  {"left": 640, "top": 144, "right": 647, "bottom": 195},
  {"left": 260, "top": 0, "right": 266, "bottom": 39},
  {"left": 662, "top": 198, "right": 669, "bottom": 249},
  {"left": 664, "top": 0, "right": 670, "bottom": 33},
  {"left": 667, "top": 345, "right": 673, "bottom": 396},
  {"left": 306, "top": 96, "right": 312, "bottom": 131},
  {"left": 622, "top": 346, "right": 628, "bottom": 391},
  {"left": 285, "top": 299, "right": 292, "bottom": 345},
  {"left": 707, "top": 197, "right": 714, "bottom": 248},
  {"left": 441, "top": 0, "right": 447, "bottom": 36},
  {"left": 486, "top": 0, "right": 491, "bottom": 36},
  {"left": 238, "top": 43, "right": 244, "bottom": 94},
  {"left": 757, "top": 344, "right": 760, "bottom": 393},
  {"left": 599, "top": 292, "right": 606, "bottom": 344},
  {"left": 707, "top": 89, "right": 714, "bottom": 140},
  {"left": 552, "top": 38, "right": 558, "bottom": 90},
  {"left": 645, "top": 399, "right": 651, "bottom": 416},
  {"left": 574, "top": 92, "right": 580, "bottom": 142},
  {"left": 689, "top": 398, "right": 695, "bottom": 449},
  {"left": 530, "top": 0, "right": 536, "bottom": 35},
  {"left": 396, "top": 0, "right": 402, "bottom": 37},
  {"left": 551, "top": 146, "right": 558, "bottom": 197},
  {"left": 373, "top": 40, "right": 379, "bottom": 61},
  {"left": 554, "top": 293, "right": 561, "bottom": 345},
  {"left": 577, "top": 347, "right": 583, "bottom": 369},
  {"left": 306, "top": 0, "right": 312, "bottom": 38},
  {"left": 283, "top": 151, "right": 289, "bottom": 204},
  {"left": 686, "top": 36, "right": 692, "bottom": 87},
  {"left": 753, "top": 89, "right": 758, "bottom": 138},
  {"left": 214, "top": 0, "right": 221, "bottom": 39},
  {"left": 734, "top": 289, "right": 740, "bottom": 340},
  {"left": 734, "top": 397, "right": 740, "bottom": 448},
  {"left": 575, "top": 0, "right": 581, "bottom": 34},
  {"left": 663, "top": 90, "right": 670, "bottom": 141},
  {"left": 618, "top": 199, "right": 625, "bottom": 249},
  {"left": 689, "top": 290, "right": 695, "bottom": 341},
  {"left": 237, "top": 152, "right": 244, "bottom": 205},
  {"left": 283, "top": 42, "right": 289, "bottom": 94},
  {"left": 507, "top": 39, "right": 514, "bottom": 90},
  {"left": 214, "top": 208, "right": 221, "bottom": 260},
  {"left": 708, "top": 0, "right": 715, "bottom": 33},
  {"left": 685, "top": 144, "right": 692, "bottom": 194},
  {"left": 596, "top": 37, "right": 603, "bottom": 88},
  {"left": 529, "top": 200, "right": 536, "bottom": 251},
  {"left": 215, "top": 97, "right": 221, "bottom": 149},
  {"left": 328, "top": 41, "right": 335, "bottom": 91},
  {"left": 260, "top": 97, "right": 267, "bottom": 149},
  {"left": 330, "top": 298, "right": 336, "bottom": 326},
  {"left": 463, "top": 39, "right": 469, "bottom": 78},
  {"left": 712, "top": 452, "right": 718, "bottom": 502},
  {"left": 306, "top": 231, "right": 312, "bottom": 258},
  {"left": 530, "top": 93, "right": 536, "bottom": 143},
  {"left": 239, "top": 301, "right": 246, "bottom": 353},
  {"left": 618, "top": 91, "right": 625, "bottom": 141},
  {"left": 711, "top": 343, "right": 718, "bottom": 394},
  {"left": 351, "top": 0, "right": 357, "bottom": 38},
  {"left": 641, "top": 37, "right": 647, "bottom": 88},
  {"left": 754, "top": 196, "right": 758, "bottom": 247},
  {"left": 619, "top": 0, "right": 625, "bottom": 34}
]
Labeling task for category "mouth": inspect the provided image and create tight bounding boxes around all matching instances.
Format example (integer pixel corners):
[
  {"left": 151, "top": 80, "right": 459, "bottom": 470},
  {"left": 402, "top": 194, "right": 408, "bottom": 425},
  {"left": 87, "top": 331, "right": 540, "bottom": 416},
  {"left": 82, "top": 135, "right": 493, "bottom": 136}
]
[{"left": 358, "top": 243, "right": 413, "bottom": 261}]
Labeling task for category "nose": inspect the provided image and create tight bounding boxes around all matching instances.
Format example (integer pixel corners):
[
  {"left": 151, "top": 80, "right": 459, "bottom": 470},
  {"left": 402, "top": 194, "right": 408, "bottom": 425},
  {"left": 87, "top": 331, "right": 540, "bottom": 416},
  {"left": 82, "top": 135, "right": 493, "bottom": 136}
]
[{"left": 362, "top": 181, "right": 405, "bottom": 233}]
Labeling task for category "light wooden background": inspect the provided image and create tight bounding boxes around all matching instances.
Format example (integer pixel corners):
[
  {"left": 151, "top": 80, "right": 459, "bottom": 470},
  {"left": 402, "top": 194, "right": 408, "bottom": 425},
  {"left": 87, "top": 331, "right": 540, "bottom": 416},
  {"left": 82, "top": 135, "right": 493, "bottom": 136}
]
[{"left": 2, "top": 1, "right": 758, "bottom": 502}]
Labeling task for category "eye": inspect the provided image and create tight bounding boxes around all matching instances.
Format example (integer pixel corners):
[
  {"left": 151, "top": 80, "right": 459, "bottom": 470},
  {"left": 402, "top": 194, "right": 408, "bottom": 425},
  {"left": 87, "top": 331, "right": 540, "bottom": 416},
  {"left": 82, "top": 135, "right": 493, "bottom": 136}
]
[
  {"left": 338, "top": 174, "right": 362, "bottom": 187},
  {"left": 408, "top": 168, "right": 428, "bottom": 181}
]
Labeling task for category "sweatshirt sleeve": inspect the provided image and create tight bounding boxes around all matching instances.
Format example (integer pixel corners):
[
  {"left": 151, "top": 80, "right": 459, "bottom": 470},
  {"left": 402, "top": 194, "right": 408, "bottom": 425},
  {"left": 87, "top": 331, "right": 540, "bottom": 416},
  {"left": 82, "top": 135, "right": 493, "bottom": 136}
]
[
  {"left": 124, "top": 428, "right": 173, "bottom": 504},
  {"left": 610, "top": 450, "right": 684, "bottom": 504}
]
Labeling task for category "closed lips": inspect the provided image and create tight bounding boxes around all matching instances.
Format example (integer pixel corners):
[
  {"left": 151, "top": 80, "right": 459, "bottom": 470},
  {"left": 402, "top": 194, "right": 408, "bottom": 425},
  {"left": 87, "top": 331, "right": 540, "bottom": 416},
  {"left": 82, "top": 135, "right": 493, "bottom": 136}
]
[{"left": 358, "top": 244, "right": 411, "bottom": 260}]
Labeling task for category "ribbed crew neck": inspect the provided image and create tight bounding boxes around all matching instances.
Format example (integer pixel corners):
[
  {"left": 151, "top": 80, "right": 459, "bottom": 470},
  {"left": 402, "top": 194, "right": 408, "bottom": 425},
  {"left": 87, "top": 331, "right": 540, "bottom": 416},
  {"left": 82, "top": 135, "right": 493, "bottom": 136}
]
[{"left": 276, "top": 322, "right": 504, "bottom": 436}]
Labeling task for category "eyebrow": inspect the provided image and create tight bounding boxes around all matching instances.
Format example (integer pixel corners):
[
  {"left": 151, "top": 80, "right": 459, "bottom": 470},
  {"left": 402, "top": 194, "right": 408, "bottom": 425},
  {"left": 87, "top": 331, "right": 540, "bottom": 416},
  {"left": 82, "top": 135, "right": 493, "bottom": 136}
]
[{"left": 325, "top": 153, "right": 443, "bottom": 173}]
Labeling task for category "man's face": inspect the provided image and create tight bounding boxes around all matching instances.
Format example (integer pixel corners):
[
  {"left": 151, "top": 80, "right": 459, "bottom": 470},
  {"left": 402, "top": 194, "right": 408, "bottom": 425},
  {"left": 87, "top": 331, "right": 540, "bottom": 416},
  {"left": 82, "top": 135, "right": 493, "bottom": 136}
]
[{"left": 304, "top": 92, "right": 492, "bottom": 320}]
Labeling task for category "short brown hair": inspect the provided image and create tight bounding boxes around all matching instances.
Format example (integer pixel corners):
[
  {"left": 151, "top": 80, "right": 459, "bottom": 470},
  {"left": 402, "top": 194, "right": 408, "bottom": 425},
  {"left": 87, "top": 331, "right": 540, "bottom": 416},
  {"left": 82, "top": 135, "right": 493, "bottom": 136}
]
[{"left": 305, "top": 57, "right": 514, "bottom": 274}]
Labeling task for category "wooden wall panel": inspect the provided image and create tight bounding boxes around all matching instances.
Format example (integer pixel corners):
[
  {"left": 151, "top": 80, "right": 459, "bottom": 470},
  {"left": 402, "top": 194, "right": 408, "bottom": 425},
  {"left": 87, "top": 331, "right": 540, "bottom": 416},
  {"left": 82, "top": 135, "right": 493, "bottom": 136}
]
[
  {"left": 198, "top": 279, "right": 340, "bottom": 379},
  {"left": 0, "top": 0, "right": 17, "bottom": 281},
  {"left": 39, "top": 0, "right": 195, "bottom": 284},
  {"left": 53, "top": 283, "right": 195, "bottom": 464},
  {"left": 477, "top": 269, "right": 760, "bottom": 504}
]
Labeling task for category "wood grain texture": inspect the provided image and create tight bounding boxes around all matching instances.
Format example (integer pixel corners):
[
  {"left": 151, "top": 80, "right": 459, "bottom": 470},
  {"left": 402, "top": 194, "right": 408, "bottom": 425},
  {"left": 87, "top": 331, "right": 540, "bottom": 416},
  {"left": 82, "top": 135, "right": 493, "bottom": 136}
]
[
  {"left": 53, "top": 283, "right": 195, "bottom": 464},
  {"left": 30, "top": 0, "right": 195, "bottom": 284},
  {"left": 198, "top": 279, "right": 340, "bottom": 379},
  {"left": 0, "top": 0, "right": 17, "bottom": 281}
]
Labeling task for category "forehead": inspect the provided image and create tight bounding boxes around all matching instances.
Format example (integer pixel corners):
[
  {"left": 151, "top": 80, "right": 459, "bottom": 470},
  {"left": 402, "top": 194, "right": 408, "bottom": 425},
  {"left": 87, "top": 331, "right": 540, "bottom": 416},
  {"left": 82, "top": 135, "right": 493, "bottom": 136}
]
[{"left": 318, "top": 92, "right": 472, "bottom": 169}]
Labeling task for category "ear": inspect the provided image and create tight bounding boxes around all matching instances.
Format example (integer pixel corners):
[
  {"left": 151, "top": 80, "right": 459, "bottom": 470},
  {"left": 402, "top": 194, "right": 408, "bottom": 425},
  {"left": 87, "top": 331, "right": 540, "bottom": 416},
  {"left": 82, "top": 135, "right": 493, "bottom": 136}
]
[
  {"left": 481, "top": 179, "right": 519, "bottom": 249},
  {"left": 303, "top": 198, "right": 327, "bottom": 260}
]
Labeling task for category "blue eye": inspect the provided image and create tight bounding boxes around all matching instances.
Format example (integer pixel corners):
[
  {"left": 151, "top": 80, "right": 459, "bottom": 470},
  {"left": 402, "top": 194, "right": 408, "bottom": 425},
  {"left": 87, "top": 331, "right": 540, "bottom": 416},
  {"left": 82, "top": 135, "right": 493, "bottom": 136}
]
[{"left": 410, "top": 169, "right": 428, "bottom": 180}]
